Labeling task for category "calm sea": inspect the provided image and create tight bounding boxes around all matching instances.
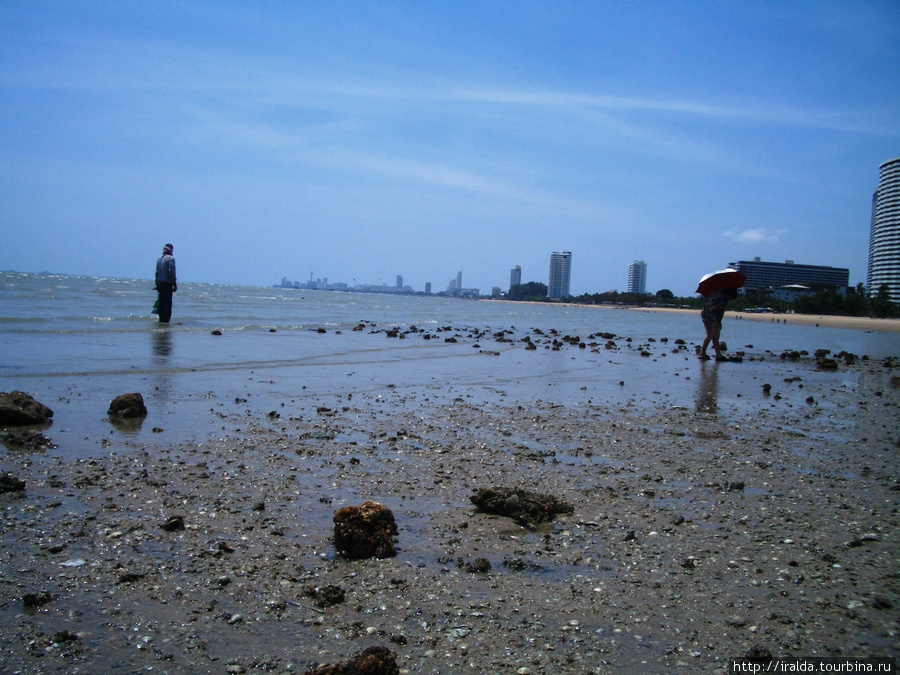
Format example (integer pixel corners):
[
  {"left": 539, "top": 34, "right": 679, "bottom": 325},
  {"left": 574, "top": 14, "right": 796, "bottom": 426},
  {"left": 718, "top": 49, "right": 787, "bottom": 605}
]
[{"left": 1, "top": 271, "right": 897, "bottom": 453}]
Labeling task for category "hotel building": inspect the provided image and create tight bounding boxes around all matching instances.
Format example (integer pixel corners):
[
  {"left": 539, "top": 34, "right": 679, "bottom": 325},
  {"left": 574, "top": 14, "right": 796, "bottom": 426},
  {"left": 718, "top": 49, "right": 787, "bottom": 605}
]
[{"left": 729, "top": 258, "right": 849, "bottom": 294}]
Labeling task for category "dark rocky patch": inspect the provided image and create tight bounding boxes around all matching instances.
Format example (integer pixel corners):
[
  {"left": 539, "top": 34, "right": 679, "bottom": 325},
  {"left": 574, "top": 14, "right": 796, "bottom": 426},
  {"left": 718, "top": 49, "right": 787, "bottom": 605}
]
[
  {"left": 304, "top": 584, "right": 345, "bottom": 607},
  {"left": 2, "top": 429, "right": 56, "bottom": 451},
  {"left": 457, "top": 557, "right": 491, "bottom": 573}
]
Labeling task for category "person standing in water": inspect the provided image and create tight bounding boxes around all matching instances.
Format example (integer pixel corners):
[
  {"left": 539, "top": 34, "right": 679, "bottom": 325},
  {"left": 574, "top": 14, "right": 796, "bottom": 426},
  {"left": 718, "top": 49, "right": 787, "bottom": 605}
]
[
  {"left": 700, "top": 287, "right": 737, "bottom": 361},
  {"left": 155, "top": 243, "right": 177, "bottom": 323}
]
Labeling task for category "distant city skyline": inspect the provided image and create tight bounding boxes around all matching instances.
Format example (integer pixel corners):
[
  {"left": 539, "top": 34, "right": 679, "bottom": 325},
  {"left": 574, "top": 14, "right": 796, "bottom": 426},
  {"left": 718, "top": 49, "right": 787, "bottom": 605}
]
[{"left": 278, "top": 238, "right": 873, "bottom": 299}]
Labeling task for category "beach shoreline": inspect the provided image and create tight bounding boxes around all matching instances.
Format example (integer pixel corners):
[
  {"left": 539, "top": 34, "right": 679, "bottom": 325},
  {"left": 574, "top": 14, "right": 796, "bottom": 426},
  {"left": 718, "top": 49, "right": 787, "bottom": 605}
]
[
  {"left": 483, "top": 298, "right": 900, "bottom": 333},
  {"left": 629, "top": 305, "right": 900, "bottom": 333}
]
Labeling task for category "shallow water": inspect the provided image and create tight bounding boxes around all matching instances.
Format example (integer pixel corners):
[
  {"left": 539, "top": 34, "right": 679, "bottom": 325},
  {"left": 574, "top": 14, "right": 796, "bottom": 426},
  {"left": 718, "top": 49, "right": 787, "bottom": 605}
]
[{"left": 2, "top": 271, "right": 898, "bottom": 457}]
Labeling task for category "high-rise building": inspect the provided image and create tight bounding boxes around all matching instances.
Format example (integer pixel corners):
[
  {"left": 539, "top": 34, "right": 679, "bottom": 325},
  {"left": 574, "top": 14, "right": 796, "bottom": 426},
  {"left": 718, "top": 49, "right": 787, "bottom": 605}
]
[
  {"left": 730, "top": 258, "right": 849, "bottom": 293},
  {"left": 510, "top": 265, "right": 522, "bottom": 291},
  {"left": 627, "top": 260, "right": 647, "bottom": 294},
  {"left": 868, "top": 157, "right": 900, "bottom": 302},
  {"left": 548, "top": 252, "right": 572, "bottom": 299},
  {"left": 396, "top": 275, "right": 403, "bottom": 290}
]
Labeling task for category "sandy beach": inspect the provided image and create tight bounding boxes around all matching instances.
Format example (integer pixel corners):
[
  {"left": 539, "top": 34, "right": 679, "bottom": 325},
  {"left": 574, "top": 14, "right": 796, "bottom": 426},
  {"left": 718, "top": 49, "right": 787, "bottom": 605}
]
[
  {"left": 485, "top": 298, "right": 900, "bottom": 333},
  {"left": 1, "top": 318, "right": 899, "bottom": 675},
  {"left": 628, "top": 305, "right": 900, "bottom": 333}
]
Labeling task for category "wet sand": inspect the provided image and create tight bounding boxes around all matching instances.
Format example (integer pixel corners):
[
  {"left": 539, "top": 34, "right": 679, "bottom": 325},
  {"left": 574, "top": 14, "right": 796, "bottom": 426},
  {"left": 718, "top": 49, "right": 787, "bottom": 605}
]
[{"left": 1, "top": 328, "right": 898, "bottom": 674}]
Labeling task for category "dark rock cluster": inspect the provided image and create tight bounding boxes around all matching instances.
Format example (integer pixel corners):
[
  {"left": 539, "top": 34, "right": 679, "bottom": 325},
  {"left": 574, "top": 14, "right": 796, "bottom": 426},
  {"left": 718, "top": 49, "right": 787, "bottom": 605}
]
[
  {"left": 300, "top": 646, "right": 399, "bottom": 675},
  {"left": 470, "top": 486, "right": 574, "bottom": 528}
]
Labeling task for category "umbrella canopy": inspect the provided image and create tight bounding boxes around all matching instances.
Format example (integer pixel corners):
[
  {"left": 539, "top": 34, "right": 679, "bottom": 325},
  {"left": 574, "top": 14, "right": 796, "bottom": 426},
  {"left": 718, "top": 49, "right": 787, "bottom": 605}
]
[{"left": 695, "top": 269, "right": 746, "bottom": 297}]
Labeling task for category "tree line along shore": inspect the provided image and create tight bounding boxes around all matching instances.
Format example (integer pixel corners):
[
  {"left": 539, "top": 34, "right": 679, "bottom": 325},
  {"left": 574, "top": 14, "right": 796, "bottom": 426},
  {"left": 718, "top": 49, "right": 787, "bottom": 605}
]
[{"left": 505, "top": 283, "right": 900, "bottom": 320}]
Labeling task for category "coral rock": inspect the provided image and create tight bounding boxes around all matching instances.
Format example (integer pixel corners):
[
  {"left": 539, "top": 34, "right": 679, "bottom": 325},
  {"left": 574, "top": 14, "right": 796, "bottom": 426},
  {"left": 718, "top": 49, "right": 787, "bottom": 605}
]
[
  {"left": 107, "top": 393, "right": 148, "bottom": 419},
  {"left": 333, "top": 501, "right": 398, "bottom": 559},
  {"left": 0, "top": 391, "right": 53, "bottom": 425}
]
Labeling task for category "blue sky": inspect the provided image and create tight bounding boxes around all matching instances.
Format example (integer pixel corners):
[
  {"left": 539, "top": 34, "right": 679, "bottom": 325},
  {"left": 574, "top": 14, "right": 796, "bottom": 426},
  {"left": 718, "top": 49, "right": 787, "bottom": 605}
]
[{"left": 1, "top": 1, "right": 898, "bottom": 296}]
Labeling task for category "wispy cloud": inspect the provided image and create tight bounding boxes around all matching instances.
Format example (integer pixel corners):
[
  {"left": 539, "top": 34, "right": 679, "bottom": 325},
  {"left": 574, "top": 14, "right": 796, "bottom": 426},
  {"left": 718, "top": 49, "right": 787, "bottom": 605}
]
[{"left": 724, "top": 228, "right": 787, "bottom": 245}]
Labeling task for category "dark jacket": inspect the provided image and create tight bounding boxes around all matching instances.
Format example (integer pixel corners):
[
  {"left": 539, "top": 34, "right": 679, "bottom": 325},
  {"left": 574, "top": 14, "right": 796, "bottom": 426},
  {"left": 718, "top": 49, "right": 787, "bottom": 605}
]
[{"left": 156, "top": 254, "right": 176, "bottom": 287}]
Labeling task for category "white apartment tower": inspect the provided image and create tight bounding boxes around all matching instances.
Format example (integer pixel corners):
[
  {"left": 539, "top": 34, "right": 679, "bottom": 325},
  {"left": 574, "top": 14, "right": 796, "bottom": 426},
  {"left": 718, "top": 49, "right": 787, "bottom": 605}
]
[
  {"left": 868, "top": 157, "right": 900, "bottom": 302},
  {"left": 548, "top": 252, "right": 572, "bottom": 299},
  {"left": 627, "top": 260, "right": 647, "bottom": 294}
]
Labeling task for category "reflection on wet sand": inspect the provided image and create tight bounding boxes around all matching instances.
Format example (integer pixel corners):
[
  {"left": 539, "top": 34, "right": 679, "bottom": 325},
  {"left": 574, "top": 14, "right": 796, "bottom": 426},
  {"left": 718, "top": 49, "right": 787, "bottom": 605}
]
[
  {"left": 695, "top": 360, "right": 719, "bottom": 413},
  {"left": 150, "top": 328, "right": 174, "bottom": 403},
  {"left": 152, "top": 328, "right": 173, "bottom": 358}
]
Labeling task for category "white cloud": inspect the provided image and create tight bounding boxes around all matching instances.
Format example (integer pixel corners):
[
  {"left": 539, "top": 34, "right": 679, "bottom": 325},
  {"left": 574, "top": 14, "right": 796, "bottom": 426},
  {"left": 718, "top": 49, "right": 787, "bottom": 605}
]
[{"left": 723, "top": 228, "right": 786, "bottom": 245}]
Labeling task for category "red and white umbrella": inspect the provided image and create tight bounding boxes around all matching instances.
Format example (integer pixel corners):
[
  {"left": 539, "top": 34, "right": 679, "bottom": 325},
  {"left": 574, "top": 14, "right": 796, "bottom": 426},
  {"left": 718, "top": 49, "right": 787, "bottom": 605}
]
[{"left": 695, "top": 269, "right": 746, "bottom": 297}]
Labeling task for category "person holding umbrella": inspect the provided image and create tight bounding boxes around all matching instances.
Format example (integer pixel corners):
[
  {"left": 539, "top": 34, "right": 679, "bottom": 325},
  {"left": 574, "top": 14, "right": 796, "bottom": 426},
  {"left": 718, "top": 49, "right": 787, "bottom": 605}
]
[
  {"left": 700, "top": 288, "right": 737, "bottom": 360},
  {"left": 695, "top": 268, "right": 745, "bottom": 362}
]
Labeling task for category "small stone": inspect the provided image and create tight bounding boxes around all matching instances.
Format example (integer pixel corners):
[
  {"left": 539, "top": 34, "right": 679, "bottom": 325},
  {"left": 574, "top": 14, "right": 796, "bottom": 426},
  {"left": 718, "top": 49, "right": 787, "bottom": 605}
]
[
  {"left": 23, "top": 591, "right": 53, "bottom": 608},
  {"left": 161, "top": 515, "right": 185, "bottom": 532},
  {"left": 0, "top": 473, "right": 26, "bottom": 494},
  {"left": 873, "top": 595, "right": 893, "bottom": 610}
]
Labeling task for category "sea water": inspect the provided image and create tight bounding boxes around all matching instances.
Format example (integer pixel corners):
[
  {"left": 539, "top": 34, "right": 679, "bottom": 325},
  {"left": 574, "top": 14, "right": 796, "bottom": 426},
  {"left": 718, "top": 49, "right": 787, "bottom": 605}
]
[{"left": 1, "top": 271, "right": 897, "bottom": 454}]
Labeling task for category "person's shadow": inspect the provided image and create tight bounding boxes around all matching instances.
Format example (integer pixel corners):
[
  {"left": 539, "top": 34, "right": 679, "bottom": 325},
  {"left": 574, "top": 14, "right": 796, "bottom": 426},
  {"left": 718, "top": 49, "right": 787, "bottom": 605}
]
[{"left": 695, "top": 360, "right": 719, "bottom": 414}]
